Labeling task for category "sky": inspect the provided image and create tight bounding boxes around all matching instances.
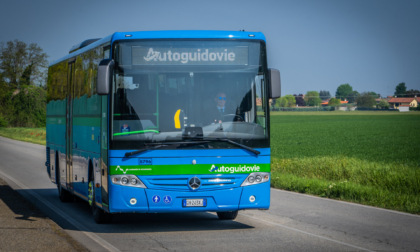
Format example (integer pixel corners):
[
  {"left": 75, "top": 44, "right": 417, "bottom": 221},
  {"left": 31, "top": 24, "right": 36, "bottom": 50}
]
[{"left": 1, "top": 0, "right": 419, "bottom": 97}]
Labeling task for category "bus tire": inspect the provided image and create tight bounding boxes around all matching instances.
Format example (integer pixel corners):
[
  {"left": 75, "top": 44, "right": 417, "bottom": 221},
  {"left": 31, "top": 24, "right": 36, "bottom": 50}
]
[
  {"left": 217, "top": 210, "right": 238, "bottom": 220},
  {"left": 58, "top": 183, "right": 73, "bottom": 202},
  {"left": 89, "top": 175, "right": 111, "bottom": 224},
  {"left": 92, "top": 202, "right": 112, "bottom": 224}
]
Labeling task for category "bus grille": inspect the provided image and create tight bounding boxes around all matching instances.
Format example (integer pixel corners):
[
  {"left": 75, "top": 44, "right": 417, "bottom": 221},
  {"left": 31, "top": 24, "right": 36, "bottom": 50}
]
[{"left": 141, "top": 175, "right": 244, "bottom": 191}]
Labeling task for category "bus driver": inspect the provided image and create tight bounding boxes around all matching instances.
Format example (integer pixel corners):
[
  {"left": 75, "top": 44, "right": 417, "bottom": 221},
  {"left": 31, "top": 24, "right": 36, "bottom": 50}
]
[{"left": 207, "top": 91, "right": 236, "bottom": 124}]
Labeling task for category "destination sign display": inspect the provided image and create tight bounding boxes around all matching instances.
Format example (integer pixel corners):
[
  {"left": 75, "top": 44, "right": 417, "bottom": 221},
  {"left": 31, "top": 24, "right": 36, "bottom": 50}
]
[{"left": 132, "top": 46, "right": 248, "bottom": 66}]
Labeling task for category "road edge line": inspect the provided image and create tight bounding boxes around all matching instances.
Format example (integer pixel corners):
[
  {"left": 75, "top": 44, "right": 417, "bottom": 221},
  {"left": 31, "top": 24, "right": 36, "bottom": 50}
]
[
  {"left": 0, "top": 170, "right": 121, "bottom": 252},
  {"left": 240, "top": 212, "right": 374, "bottom": 252}
]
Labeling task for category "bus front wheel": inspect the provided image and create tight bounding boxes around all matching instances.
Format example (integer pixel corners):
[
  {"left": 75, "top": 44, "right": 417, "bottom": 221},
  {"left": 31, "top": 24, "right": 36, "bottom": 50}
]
[
  {"left": 217, "top": 210, "right": 238, "bottom": 220},
  {"left": 88, "top": 178, "right": 111, "bottom": 224}
]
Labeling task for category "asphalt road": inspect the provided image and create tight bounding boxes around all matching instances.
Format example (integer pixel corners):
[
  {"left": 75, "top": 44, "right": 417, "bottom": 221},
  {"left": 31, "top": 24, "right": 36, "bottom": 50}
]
[{"left": 1, "top": 136, "right": 419, "bottom": 252}]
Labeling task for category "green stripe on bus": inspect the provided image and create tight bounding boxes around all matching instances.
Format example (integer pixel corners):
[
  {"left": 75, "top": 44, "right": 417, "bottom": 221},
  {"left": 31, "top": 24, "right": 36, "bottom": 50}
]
[
  {"left": 73, "top": 117, "right": 101, "bottom": 127},
  {"left": 110, "top": 163, "right": 270, "bottom": 175},
  {"left": 46, "top": 117, "right": 66, "bottom": 125}
]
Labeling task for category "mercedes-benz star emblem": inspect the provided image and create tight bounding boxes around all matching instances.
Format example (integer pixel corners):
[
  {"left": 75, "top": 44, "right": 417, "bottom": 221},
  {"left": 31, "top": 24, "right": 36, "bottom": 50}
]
[{"left": 188, "top": 177, "right": 201, "bottom": 190}]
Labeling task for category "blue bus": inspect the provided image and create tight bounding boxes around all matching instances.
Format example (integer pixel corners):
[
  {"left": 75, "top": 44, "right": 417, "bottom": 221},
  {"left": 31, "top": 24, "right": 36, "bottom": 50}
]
[{"left": 46, "top": 30, "right": 281, "bottom": 223}]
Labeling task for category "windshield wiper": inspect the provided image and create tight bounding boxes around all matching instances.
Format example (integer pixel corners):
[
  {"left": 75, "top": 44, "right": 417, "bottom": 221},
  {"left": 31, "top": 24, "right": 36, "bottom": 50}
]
[
  {"left": 202, "top": 138, "right": 260, "bottom": 156},
  {"left": 124, "top": 141, "right": 211, "bottom": 158},
  {"left": 124, "top": 138, "right": 259, "bottom": 157},
  {"left": 124, "top": 144, "right": 168, "bottom": 158},
  {"left": 219, "top": 138, "right": 260, "bottom": 156}
]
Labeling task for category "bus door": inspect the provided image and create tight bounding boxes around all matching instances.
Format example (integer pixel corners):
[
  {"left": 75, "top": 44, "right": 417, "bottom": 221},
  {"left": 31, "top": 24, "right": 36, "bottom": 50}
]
[
  {"left": 66, "top": 60, "right": 75, "bottom": 191},
  {"left": 100, "top": 94, "right": 109, "bottom": 210},
  {"left": 100, "top": 45, "right": 111, "bottom": 210}
]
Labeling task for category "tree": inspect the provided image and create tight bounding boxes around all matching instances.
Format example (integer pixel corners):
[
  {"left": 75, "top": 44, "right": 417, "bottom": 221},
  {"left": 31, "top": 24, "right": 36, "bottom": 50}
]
[
  {"left": 377, "top": 99, "right": 390, "bottom": 109},
  {"left": 276, "top": 95, "right": 296, "bottom": 107},
  {"left": 406, "top": 89, "right": 420, "bottom": 97},
  {"left": 0, "top": 73, "right": 8, "bottom": 111},
  {"left": 335, "top": 84, "right": 353, "bottom": 101},
  {"left": 319, "top": 90, "right": 331, "bottom": 100},
  {"left": 271, "top": 98, "right": 277, "bottom": 109},
  {"left": 1, "top": 85, "right": 46, "bottom": 127},
  {"left": 367, "top": 91, "right": 380, "bottom": 99},
  {"left": 347, "top": 90, "right": 360, "bottom": 103},
  {"left": 304, "top": 91, "right": 322, "bottom": 106},
  {"left": 0, "top": 40, "right": 48, "bottom": 88},
  {"left": 276, "top": 97, "right": 286, "bottom": 107},
  {"left": 394, "top": 82, "right": 407, "bottom": 97},
  {"left": 0, "top": 40, "right": 48, "bottom": 127},
  {"left": 328, "top": 98, "right": 341, "bottom": 107},
  {"left": 19, "top": 62, "right": 34, "bottom": 86},
  {"left": 356, "top": 92, "right": 376, "bottom": 108},
  {"left": 294, "top": 94, "right": 305, "bottom": 106}
]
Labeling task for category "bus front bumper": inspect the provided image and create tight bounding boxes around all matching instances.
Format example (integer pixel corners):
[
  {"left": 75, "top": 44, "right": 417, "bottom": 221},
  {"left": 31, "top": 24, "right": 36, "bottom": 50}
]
[{"left": 108, "top": 182, "right": 270, "bottom": 213}]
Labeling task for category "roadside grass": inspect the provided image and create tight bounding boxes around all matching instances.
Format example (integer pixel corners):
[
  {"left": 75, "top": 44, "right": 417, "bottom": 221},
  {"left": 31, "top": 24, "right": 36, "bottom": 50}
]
[
  {"left": 270, "top": 111, "right": 420, "bottom": 214},
  {"left": 0, "top": 127, "right": 46, "bottom": 145}
]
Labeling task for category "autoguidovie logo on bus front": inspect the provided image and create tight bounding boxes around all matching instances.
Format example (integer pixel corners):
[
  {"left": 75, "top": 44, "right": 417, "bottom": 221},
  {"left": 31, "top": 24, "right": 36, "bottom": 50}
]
[
  {"left": 132, "top": 46, "right": 249, "bottom": 66},
  {"left": 143, "top": 48, "right": 236, "bottom": 64},
  {"left": 209, "top": 164, "right": 261, "bottom": 174}
]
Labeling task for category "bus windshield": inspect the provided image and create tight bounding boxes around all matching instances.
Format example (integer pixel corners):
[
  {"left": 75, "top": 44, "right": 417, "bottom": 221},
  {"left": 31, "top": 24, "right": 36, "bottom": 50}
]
[{"left": 110, "top": 40, "right": 269, "bottom": 149}]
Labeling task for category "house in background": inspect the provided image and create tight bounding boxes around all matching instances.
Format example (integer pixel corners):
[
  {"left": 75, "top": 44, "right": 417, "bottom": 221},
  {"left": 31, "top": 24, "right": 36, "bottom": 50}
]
[
  {"left": 321, "top": 99, "right": 348, "bottom": 106},
  {"left": 388, "top": 97, "right": 419, "bottom": 109}
]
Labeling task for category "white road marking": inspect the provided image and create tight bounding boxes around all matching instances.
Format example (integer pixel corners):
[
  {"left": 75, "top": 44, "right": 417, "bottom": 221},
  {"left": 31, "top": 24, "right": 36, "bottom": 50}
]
[
  {"left": 271, "top": 187, "right": 420, "bottom": 218},
  {"left": 240, "top": 212, "right": 374, "bottom": 252},
  {"left": 0, "top": 170, "right": 121, "bottom": 252}
]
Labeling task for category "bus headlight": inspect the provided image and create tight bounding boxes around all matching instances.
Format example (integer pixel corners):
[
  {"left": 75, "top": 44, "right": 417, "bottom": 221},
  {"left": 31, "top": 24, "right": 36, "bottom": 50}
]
[
  {"left": 111, "top": 175, "right": 147, "bottom": 188},
  {"left": 241, "top": 172, "right": 270, "bottom": 187},
  {"left": 121, "top": 177, "right": 129, "bottom": 185},
  {"left": 130, "top": 178, "right": 137, "bottom": 185}
]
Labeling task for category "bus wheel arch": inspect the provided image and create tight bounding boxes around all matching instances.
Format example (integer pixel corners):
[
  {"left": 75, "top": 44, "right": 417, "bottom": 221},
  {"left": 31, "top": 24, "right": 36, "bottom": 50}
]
[{"left": 88, "top": 161, "right": 94, "bottom": 207}]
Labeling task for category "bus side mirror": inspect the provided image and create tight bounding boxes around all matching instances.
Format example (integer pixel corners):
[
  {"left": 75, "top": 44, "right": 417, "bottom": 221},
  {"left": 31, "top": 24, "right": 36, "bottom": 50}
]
[
  {"left": 97, "top": 59, "right": 114, "bottom": 95},
  {"left": 268, "top": 68, "right": 281, "bottom": 99}
]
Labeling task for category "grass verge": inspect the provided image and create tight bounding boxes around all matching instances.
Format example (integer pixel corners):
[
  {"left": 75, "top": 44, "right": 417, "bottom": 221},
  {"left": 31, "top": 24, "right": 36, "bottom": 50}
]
[
  {"left": 271, "top": 157, "right": 420, "bottom": 214},
  {"left": 0, "top": 127, "right": 46, "bottom": 145}
]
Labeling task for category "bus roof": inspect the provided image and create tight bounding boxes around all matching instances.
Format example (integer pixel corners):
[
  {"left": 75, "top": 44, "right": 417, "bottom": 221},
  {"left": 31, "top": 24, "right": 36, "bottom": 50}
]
[
  {"left": 50, "top": 30, "right": 265, "bottom": 66},
  {"left": 111, "top": 30, "right": 266, "bottom": 42}
]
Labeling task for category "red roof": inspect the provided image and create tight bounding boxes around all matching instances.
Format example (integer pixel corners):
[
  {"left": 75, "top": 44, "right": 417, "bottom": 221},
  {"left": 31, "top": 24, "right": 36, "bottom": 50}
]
[
  {"left": 321, "top": 100, "right": 348, "bottom": 105},
  {"left": 388, "top": 97, "right": 417, "bottom": 103}
]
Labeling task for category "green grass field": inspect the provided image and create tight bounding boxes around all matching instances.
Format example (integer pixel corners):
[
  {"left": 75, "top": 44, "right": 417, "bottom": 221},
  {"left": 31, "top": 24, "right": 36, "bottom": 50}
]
[{"left": 270, "top": 111, "right": 420, "bottom": 214}]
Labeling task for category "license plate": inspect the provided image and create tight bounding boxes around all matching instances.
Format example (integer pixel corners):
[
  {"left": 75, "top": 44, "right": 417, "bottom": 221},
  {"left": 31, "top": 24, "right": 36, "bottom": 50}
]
[{"left": 182, "top": 199, "right": 207, "bottom": 207}]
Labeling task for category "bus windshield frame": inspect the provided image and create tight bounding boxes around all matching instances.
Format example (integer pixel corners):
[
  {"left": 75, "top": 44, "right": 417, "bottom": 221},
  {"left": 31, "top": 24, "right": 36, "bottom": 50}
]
[{"left": 110, "top": 39, "right": 269, "bottom": 150}]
